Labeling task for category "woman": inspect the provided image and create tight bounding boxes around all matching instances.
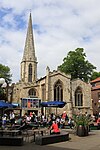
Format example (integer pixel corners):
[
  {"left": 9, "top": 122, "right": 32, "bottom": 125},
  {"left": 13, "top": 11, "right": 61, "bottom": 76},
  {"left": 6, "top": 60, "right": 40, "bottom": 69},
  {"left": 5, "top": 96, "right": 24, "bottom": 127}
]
[{"left": 50, "top": 121, "right": 60, "bottom": 134}]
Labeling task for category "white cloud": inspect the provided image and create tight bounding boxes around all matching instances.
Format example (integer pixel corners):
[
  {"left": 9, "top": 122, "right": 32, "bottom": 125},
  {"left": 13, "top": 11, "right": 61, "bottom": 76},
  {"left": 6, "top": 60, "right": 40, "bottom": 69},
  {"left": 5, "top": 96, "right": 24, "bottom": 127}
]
[{"left": 0, "top": 0, "right": 100, "bottom": 82}]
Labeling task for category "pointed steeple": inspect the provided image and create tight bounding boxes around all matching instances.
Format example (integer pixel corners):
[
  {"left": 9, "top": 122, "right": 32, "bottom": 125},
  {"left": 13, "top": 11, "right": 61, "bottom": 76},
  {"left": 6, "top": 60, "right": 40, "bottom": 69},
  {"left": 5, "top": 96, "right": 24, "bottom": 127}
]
[
  {"left": 21, "top": 13, "right": 37, "bottom": 83},
  {"left": 22, "top": 13, "right": 37, "bottom": 62}
]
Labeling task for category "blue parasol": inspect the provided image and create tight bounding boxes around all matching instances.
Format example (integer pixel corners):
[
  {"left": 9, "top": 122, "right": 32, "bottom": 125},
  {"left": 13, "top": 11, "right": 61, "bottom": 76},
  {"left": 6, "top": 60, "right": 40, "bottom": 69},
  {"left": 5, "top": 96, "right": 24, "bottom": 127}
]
[
  {"left": 0, "top": 101, "right": 15, "bottom": 108},
  {"left": 40, "top": 101, "right": 66, "bottom": 108}
]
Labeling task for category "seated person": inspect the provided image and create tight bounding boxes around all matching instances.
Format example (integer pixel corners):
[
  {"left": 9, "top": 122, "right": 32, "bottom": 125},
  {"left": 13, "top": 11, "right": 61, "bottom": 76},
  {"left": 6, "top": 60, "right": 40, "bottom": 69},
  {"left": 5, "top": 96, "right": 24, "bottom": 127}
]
[
  {"left": 50, "top": 121, "right": 60, "bottom": 134},
  {"left": 68, "top": 117, "right": 74, "bottom": 129},
  {"left": 97, "top": 117, "right": 100, "bottom": 124},
  {"left": 97, "top": 117, "right": 100, "bottom": 128},
  {"left": 18, "top": 117, "right": 27, "bottom": 130}
]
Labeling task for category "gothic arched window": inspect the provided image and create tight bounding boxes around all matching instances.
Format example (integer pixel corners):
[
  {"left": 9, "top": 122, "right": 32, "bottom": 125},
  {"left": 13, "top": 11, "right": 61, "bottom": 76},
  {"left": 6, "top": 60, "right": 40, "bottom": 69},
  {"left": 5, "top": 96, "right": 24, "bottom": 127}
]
[
  {"left": 28, "top": 63, "right": 32, "bottom": 82},
  {"left": 54, "top": 80, "right": 63, "bottom": 101},
  {"left": 28, "top": 88, "right": 36, "bottom": 97},
  {"left": 75, "top": 87, "right": 83, "bottom": 106}
]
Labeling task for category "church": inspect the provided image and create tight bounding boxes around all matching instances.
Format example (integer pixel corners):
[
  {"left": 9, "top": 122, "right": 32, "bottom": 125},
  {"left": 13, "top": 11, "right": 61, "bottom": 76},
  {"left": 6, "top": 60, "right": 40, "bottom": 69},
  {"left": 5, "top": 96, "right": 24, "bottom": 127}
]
[{"left": 9, "top": 13, "right": 92, "bottom": 117}]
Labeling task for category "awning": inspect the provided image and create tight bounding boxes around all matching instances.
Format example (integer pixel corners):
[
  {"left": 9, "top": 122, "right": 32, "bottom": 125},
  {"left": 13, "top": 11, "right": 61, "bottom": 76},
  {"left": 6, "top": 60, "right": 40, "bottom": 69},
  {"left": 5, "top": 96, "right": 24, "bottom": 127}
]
[{"left": 40, "top": 101, "right": 66, "bottom": 108}]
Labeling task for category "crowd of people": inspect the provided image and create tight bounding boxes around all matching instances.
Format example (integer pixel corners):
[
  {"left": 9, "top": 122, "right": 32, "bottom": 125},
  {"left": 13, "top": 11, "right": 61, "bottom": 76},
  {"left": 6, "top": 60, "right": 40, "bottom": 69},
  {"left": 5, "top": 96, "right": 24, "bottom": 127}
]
[
  {"left": 1, "top": 110, "right": 74, "bottom": 132},
  {"left": 2, "top": 111, "right": 15, "bottom": 128},
  {"left": 2, "top": 110, "right": 98, "bottom": 134}
]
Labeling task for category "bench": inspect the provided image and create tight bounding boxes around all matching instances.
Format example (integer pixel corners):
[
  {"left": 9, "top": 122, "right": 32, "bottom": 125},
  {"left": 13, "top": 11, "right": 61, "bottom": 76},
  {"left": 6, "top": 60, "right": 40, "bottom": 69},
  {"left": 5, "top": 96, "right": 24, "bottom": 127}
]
[
  {"left": 0, "top": 136, "right": 23, "bottom": 146},
  {"left": 35, "top": 132, "right": 69, "bottom": 145},
  {"left": 90, "top": 123, "right": 100, "bottom": 130}
]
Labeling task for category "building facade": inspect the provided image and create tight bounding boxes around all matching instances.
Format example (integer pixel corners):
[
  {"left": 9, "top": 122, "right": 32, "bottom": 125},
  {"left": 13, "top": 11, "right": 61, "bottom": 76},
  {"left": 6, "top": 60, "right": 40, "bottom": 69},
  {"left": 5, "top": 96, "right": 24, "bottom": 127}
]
[
  {"left": 9, "top": 13, "right": 92, "bottom": 116},
  {"left": 90, "top": 77, "right": 100, "bottom": 115}
]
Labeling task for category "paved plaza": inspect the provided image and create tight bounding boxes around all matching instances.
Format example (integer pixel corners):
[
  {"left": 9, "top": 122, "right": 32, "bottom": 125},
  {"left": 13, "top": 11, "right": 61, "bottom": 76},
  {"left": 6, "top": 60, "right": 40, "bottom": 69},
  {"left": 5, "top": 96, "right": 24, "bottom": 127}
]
[{"left": 0, "top": 130, "right": 100, "bottom": 150}]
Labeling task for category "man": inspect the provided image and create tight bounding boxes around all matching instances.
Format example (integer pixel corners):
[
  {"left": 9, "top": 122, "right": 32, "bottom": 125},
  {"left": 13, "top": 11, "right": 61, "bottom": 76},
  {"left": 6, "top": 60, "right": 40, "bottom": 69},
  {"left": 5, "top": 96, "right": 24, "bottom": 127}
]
[{"left": 9, "top": 111, "right": 15, "bottom": 126}]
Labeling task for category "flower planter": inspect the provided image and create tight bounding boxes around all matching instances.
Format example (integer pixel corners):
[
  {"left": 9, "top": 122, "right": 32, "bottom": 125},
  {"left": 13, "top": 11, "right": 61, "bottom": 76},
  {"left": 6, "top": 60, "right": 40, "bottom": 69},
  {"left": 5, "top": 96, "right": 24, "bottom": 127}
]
[
  {"left": 76, "top": 125, "right": 85, "bottom": 137},
  {"left": 84, "top": 126, "right": 89, "bottom": 136},
  {"left": 73, "top": 113, "right": 92, "bottom": 137},
  {"left": 76, "top": 125, "right": 89, "bottom": 137}
]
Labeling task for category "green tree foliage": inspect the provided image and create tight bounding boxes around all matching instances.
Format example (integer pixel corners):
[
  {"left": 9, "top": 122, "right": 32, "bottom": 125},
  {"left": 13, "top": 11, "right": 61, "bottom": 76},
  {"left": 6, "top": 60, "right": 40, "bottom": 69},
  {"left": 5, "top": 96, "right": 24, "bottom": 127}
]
[
  {"left": 0, "top": 88, "right": 7, "bottom": 100},
  {"left": 90, "top": 71, "right": 100, "bottom": 80},
  {"left": 58, "top": 48, "right": 96, "bottom": 82},
  {"left": 0, "top": 64, "right": 12, "bottom": 100},
  {"left": 0, "top": 63, "right": 12, "bottom": 83}
]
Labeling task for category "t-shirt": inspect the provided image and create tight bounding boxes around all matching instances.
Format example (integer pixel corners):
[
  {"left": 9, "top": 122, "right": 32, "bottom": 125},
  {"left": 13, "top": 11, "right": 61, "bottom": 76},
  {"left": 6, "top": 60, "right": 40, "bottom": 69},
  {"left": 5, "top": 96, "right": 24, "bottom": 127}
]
[{"left": 51, "top": 123, "right": 60, "bottom": 133}]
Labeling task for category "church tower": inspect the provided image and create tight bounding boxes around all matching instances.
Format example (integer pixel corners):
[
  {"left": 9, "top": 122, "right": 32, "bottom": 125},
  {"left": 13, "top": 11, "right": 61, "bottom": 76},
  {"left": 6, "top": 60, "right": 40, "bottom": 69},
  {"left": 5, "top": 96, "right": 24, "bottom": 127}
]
[{"left": 20, "top": 13, "right": 37, "bottom": 83}]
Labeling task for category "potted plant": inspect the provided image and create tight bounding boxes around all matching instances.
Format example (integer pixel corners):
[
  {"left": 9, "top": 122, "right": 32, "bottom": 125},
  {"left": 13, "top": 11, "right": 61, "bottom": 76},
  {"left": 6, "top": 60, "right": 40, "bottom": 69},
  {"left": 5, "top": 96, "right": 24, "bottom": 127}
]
[{"left": 72, "top": 113, "right": 92, "bottom": 137}]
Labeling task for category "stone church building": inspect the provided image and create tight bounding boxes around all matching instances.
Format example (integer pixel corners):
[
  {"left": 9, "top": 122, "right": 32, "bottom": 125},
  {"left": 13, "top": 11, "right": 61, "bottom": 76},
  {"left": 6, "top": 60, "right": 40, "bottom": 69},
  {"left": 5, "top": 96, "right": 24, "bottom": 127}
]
[{"left": 9, "top": 13, "right": 92, "bottom": 116}]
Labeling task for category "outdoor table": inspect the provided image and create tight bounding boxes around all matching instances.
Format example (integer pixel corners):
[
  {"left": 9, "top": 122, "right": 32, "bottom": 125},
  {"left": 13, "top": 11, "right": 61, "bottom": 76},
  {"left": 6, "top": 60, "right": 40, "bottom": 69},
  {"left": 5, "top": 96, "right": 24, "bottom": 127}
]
[
  {"left": 0, "top": 129, "right": 21, "bottom": 136},
  {"left": 28, "top": 122, "right": 39, "bottom": 129},
  {"left": 33, "top": 128, "right": 50, "bottom": 141},
  {"left": 12, "top": 124, "right": 21, "bottom": 129}
]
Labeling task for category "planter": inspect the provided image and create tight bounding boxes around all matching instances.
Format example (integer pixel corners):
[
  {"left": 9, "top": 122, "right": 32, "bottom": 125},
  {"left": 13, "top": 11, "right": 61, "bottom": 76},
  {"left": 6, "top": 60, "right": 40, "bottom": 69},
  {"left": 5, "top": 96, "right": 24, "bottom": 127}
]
[
  {"left": 76, "top": 125, "right": 85, "bottom": 137},
  {"left": 73, "top": 114, "right": 92, "bottom": 137},
  {"left": 76, "top": 125, "right": 89, "bottom": 137},
  {"left": 84, "top": 126, "right": 89, "bottom": 136}
]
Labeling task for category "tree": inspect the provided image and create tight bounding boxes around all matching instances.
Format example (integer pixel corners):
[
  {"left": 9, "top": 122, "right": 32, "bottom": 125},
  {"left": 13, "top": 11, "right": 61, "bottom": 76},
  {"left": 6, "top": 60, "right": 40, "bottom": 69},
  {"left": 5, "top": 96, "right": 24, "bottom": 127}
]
[
  {"left": 90, "top": 71, "right": 100, "bottom": 80},
  {"left": 58, "top": 48, "right": 96, "bottom": 82},
  {"left": 0, "top": 64, "right": 12, "bottom": 83},
  {"left": 0, "top": 63, "right": 12, "bottom": 100}
]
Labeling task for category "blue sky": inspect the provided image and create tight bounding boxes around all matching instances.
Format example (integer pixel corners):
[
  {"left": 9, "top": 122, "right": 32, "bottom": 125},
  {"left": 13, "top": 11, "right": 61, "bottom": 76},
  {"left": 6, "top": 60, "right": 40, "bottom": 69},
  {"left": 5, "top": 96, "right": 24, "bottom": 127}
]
[{"left": 0, "top": 0, "right": 100, "bottom": 83}]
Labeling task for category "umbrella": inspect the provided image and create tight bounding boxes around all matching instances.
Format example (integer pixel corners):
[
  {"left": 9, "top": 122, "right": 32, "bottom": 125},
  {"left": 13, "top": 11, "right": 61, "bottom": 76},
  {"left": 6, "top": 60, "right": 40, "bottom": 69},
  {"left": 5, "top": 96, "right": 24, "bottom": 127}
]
[
  {"left": 0, "top": 101, "right": 16, "bottom": 119},
  {"left": 40, "top": 101, "right": 66, "bottom": 108},
  {"left": 0, "top": 101, "right": 15, "bottom": 108}
]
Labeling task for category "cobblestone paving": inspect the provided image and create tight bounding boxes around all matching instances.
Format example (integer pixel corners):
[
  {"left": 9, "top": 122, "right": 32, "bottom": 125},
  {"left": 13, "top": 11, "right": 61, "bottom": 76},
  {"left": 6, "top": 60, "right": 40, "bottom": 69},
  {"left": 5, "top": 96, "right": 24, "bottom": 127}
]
[{"left": 0, "top": 130, "right": 100, "bottom": 150}]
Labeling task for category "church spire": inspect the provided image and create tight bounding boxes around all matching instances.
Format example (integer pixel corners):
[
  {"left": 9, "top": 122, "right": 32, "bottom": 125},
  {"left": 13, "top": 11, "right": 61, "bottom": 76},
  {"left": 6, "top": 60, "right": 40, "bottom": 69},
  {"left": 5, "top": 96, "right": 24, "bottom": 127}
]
[
  {"left": 22, "top": 12, "right": 37, "bottom": 62},
  {"left": 21, "top": 13, "right": 37, "bottom": 83}
]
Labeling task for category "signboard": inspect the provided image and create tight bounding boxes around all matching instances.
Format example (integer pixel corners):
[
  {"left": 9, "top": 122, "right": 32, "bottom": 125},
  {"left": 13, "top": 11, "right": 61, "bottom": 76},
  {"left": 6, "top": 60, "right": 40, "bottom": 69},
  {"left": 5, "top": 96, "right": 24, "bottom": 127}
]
[{"left": 21, "top": 98, "right": 41, "bottom": 108}]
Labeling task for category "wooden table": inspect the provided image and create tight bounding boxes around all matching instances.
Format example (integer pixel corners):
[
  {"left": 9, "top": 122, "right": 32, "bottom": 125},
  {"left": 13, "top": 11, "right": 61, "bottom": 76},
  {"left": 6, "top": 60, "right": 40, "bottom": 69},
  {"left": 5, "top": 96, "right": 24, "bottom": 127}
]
[
  {"left": 33, "top": 128, "right": 50, "bottom": 141},
  {"left": 0, "top": 129, "right": 21, "bottom": 136}
]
